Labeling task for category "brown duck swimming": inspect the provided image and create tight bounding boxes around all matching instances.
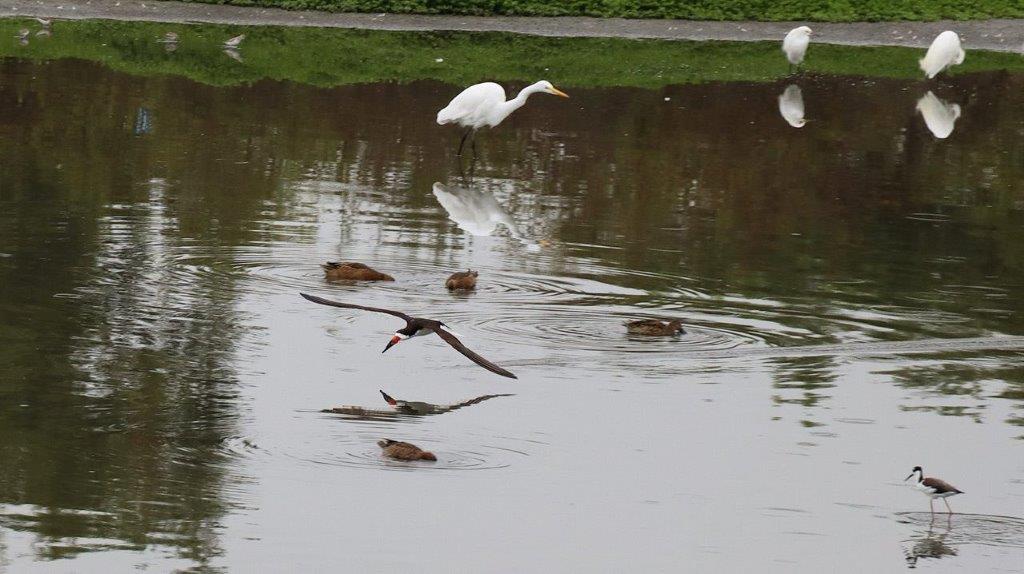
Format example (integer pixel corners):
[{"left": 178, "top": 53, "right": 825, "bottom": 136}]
[
  {"left": 446, "top": 269, "right": 478, "bottom": 290},
  {"left": 624, "top": 319, "right": 685, "bottom": 336},
  {"left": 378, "top": 439, "right": 436, "bottom": 461},
  {"left": 321, "top": 262, "right": 394, "bottom": 281}
]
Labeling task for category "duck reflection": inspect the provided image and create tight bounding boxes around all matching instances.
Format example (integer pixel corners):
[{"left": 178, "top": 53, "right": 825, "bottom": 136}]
[
  {"left": 904, "top": 517, "right": 956, "bottom": 568},
  {"left": 916, "top": 91, "right": 961, "bottom": 139},
  {"left": 778, "top": 84, "right": 806, "bottom": 128},
  {"left": 432, "top": 182, "right": 541, "bottom": 249},
  {"left": 322, "top": 389, "right": 513, "bottom": 419}
]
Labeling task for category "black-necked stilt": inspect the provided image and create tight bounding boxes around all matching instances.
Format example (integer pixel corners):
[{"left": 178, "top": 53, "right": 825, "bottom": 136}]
[
  {"left": 321, "top": 262, "right": 394, "bottom": 281},
  {"left": 377, "top": 439, "right": 436, "bottom": 461},
  {"left": 624, "top": 319, "right": 685, "bottom": 336},
  {"left": 905, "top": 466, "right": 963, "bottom": 514},
  {"left": 300, "top": 293, "right": 517, "bottom": 379},
  {"left": 445, "top": 269, "right": 478, "bottom": 291}
]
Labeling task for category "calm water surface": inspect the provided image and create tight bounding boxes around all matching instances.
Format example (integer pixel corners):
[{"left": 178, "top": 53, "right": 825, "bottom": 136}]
[{"left": 1, "top": 43, "right": 1024, "bottom": 573}]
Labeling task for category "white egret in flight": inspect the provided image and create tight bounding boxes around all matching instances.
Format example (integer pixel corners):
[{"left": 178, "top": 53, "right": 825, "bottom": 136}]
[
  {"left": 920, "top": 31, "right": 965, "bottom": 79},
  {"left": 436, "top": 81, "right": 569, "bottom": 156},
  {"left": 782, "top": 26, "right": 813, "bottom": 71}
]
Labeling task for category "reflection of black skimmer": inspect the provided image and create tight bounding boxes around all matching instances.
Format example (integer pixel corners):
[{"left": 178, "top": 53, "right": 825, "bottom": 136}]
[
  {"left": 300, "top": 293, "right": 517, "bottom": 379},
  {"left": 322, "top": 390, "right": 512, "bottom": 418},
  {"left": 379, "top": 389, "right": 512, "bottom": 414},
  {"left": 905, "top": 466, "right": 963, "bottom": 514}
]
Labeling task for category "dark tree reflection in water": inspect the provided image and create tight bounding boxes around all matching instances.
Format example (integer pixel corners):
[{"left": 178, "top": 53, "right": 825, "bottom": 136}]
[{"left": 0, "top": 52, "right": 1023, "bottom": 571}]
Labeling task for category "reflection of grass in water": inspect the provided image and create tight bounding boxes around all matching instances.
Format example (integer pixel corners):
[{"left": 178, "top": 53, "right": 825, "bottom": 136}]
[{"left": 2, "top": 19, "right": 1024, "bottom": 88}]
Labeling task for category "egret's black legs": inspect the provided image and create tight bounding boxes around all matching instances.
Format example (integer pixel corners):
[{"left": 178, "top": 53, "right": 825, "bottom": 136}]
[{"left": 457, "top": 128, "right": 473, "bottom": 157}]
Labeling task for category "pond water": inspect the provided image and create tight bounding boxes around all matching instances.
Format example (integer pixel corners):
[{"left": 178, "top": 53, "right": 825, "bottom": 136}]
[{"left": 1, "top": 21, "right": 1024, "bottom": 573}]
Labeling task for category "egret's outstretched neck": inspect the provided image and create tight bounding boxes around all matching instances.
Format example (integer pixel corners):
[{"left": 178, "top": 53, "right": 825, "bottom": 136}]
[{"left": 491, "top": 84, "right": 543, "bottom": 126}]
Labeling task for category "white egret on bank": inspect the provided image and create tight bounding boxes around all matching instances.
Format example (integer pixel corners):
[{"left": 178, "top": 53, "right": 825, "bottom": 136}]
[
  {"left": 782, "top": 26, "right": 813, "bottom": 70},
  {"left": 223, "top": 34, "right": 245, "bottom": 49},
  {"left": 436, "top": 81, "right": 569, "bottom": 156},
  {"left": 920, "top": 31, "right": 965, "bottom": 79},
  {"left": 916, "top": 91, "right": 961, "bottom": 139},
  {"left": 778, "top": 85, "right": 806, "bottom": 128}
]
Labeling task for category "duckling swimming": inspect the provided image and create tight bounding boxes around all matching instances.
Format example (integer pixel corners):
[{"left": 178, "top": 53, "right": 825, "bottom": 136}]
[
  {"left": 377, "top": 439, "right": 436, "bottom": 461},
  {"left": 445, "top": 269, "right": 478, "bottom": 290},
  {"left": 321, "top": 262, "right": 394, "bottom": 281},
  {"left": 624, "top": 319, "right": 685, "bottom": 336}
]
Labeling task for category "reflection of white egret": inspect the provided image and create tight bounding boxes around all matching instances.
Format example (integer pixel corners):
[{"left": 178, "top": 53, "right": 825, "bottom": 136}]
[
  {"left": 920, "top": 31, "right": 965, "bottom": 79},
  {"left": 432, "top": 182, "right": 540, "bottom": 250},
  {"left": 782, "top": 26, "right": 813, "bottom": 68},
  {"left": 436, "top": 81, "right": 569, "bottom": 156},
  {"left": 778, "top": 85, "right": 806, "bottom": 128},
  {"left": 916, "top": 91, "right": 961, "bottom": 139}
]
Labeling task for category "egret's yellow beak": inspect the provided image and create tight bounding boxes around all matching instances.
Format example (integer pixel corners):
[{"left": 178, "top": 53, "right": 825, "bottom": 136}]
[{"left": 547, "top": 86, "right": 570, "bottom": 98}]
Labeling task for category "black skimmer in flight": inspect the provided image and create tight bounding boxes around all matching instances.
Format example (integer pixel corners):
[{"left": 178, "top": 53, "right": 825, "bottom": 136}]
[
  {"left": 300, "top": 293, "right": 517, "bottom": 379},
  {"left": 905, "top": 466, "right": 963, "bottom": 514}
]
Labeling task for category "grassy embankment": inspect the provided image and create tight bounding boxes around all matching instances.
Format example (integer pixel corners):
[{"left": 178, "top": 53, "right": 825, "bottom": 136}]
[
  {"left": 183, "top": 0, "right": 1024, "bottom": 21},
  {"left": 1, "top": 19, "right": 1023, "bottom": 88}
]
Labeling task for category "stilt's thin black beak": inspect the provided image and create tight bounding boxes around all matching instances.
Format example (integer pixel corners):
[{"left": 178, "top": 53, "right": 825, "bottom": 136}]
[
  {"left": 383, "top": 336, "right": 400, "bottom": 353},
  {"left": 904, "top": 473, "right": 915, "bottom": 481}
]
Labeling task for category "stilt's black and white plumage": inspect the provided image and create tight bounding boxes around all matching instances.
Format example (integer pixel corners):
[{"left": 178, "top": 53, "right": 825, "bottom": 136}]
[
  {"left": 905, "top": 466, "right": 963, "bottom": 514},
  {"left": 300, "top": 293, "right": 517, "bottom": 379}
]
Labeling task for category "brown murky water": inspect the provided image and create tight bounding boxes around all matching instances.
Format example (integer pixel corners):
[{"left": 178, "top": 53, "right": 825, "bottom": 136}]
[{"left": 1, "top": 52, "right": 1024, "bottom": 572}]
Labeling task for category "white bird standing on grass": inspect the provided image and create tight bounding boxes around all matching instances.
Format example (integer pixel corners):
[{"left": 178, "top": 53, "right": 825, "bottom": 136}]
[
  {"left": 436, "top": 81, "right": 569, "bottom": 157},
  {"left": 920, "top": 31, "right": 965, "bottom": 79},
  {"left": 223, "top": 34, "right": 245, "bottom": 49},
  {"left": 782, "top": 26, "right": 813, "bottom": 70}
]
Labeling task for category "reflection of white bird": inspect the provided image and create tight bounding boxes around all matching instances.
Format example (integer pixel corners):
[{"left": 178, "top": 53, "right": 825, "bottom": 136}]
[
  {"left": 223, "top": 34, "right": 245, "bottom": 49},
  {"left": 432, "top": 182, "right": 542, "bottom": 250},
  {"left": 159, "top": 32, "right": 178, "bottom": 44},
  {"left": 223, "top": 48, "right": 243, "bottom": 62},
  {"left": 782, "top": 26, "right": 813, "bottom": 68},
  {"left": 920, "top": 31, "right": 965, "bottom": 79},
  {"left": 778, "top": 85, "right": 806, "bottom": 128},
  {"left": 16, "top": 28, "right": 29, "bottom": 46},
  {"left": 916, "top": 91, "right": 961, "bottom": 139},
  {"left": 436, "top": 81, "right": 569, "bottom": 156}
]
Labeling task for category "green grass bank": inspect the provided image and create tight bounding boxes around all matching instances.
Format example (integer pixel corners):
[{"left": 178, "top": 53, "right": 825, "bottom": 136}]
[
  {"left": 182, "top": 0, "right": 1024, "bottom": 22},
  {"left": 3, "top": 19, "right": 1024, "bottom": 88}
]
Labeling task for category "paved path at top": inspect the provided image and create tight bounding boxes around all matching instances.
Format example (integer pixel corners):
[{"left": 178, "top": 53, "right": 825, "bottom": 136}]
[{"left": 3, "top": 0, "right": 1024, "bottom": 52}]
